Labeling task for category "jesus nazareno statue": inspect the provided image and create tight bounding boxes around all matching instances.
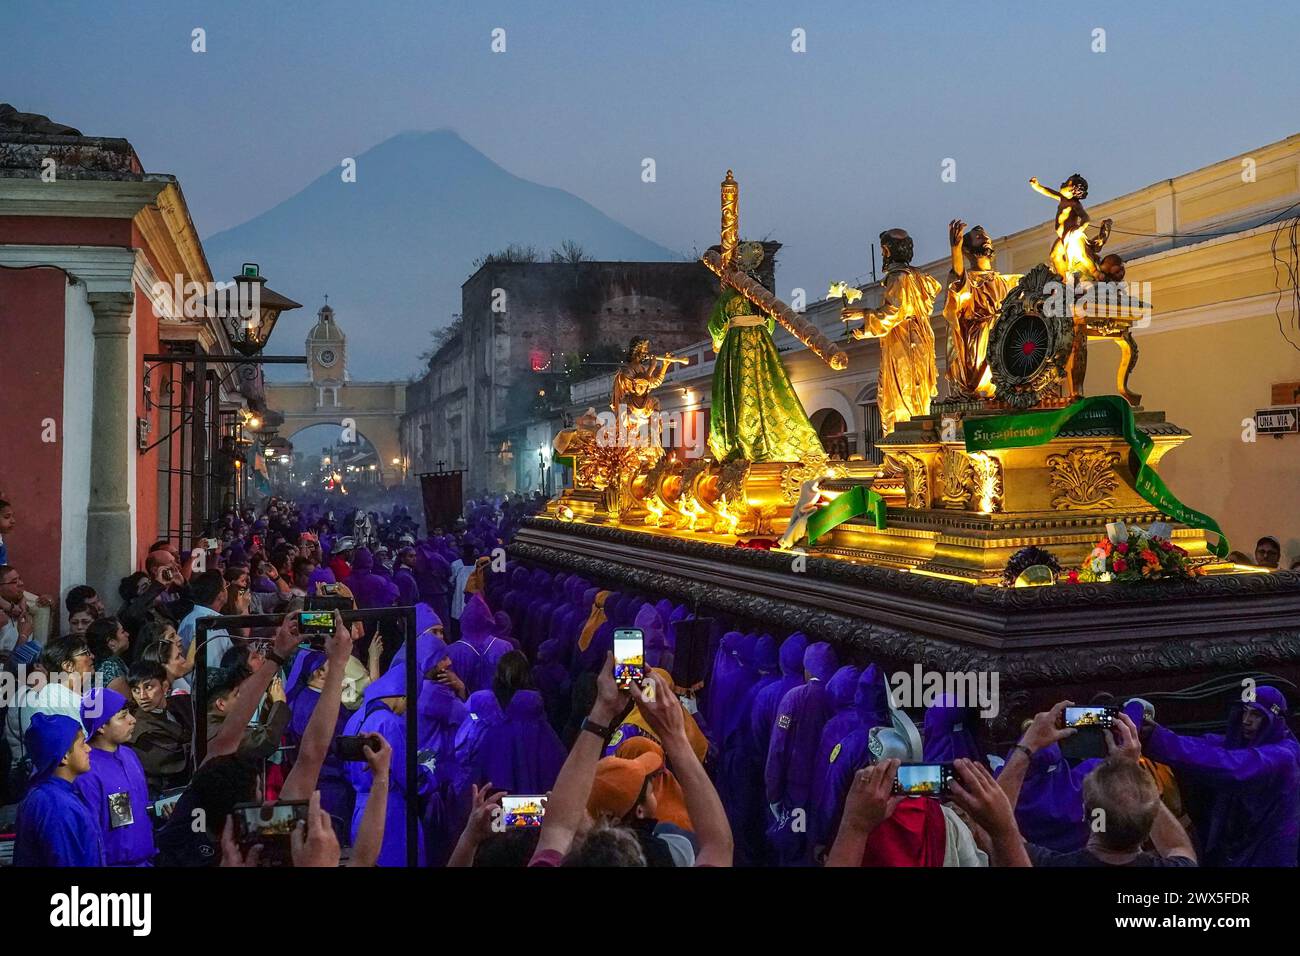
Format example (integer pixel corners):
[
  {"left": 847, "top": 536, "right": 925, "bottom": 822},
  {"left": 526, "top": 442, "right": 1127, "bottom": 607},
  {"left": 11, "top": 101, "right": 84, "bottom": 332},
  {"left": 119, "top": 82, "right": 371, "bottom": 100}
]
[{"left": 707, "top": 241, "right": 824, "bottom": 463}]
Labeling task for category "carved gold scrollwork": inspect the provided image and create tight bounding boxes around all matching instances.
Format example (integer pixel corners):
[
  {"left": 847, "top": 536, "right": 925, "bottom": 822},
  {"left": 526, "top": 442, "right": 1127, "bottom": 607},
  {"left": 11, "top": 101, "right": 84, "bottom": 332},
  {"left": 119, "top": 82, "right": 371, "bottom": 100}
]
[
  {"left": 933, "top": 446, "right": 1004, "bottom": 512},
  {"left": 1046, "top": 445, "right": 1121, "bottom": 510},
  {"left": 938, "top": 446, "right": 974, "bottom": 509},
  {"left": 883, "top": 452, "right": 929, "bottom": 510},
  {"left": 968, "top": 452, "right": 1003, "bottom": 513},
  {"left": 779, "top": 456, "right": 847, "bottom": 503}
]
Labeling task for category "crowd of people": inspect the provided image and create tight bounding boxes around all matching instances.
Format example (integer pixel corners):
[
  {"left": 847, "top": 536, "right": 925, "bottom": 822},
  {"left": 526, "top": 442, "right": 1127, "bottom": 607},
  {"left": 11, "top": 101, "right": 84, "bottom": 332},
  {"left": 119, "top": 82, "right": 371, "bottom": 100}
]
[{"left": 0, "top": 490, "right": 1297, "bottom": 868}]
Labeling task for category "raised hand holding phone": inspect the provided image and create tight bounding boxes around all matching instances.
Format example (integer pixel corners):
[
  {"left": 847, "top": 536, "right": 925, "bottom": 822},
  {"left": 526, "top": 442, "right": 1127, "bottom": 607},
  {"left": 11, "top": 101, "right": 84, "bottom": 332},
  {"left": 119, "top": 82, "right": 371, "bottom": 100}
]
[
  {"left": 272, "top": 612, "right": 301, "bottom": 659},
  {"left": 290, "top": 790, "right": 340, "bottom": 868},
  {"left": 362, "top": 733, "right": 391, "bottom": 777},
  {"left": 219, "top": 817, "right": 262, "bottom": 868},
  {"left": 1106, "top": 712, "right": 1142, "bottom": 761},
  {"left": 1020, "top": 699, "right": 1076, "bottom": 753},
  {"left": 593, "top": 651, "right": 631, "bottom": 726},
  {"left": 634, "top": 669, "right": 685, "bottom": 743}
]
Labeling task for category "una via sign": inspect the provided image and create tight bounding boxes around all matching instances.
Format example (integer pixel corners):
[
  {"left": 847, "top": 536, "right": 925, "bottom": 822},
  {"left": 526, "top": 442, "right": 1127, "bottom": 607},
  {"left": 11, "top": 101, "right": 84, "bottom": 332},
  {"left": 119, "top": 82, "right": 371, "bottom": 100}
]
[{"left": 1254, "top": 406, "right": 1299, "bottom": 434}]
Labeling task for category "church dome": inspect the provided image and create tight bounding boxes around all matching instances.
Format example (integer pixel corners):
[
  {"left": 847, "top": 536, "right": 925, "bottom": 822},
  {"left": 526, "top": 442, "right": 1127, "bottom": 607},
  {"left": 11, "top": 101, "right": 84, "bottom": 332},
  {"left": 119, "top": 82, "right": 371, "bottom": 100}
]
[{"left": 307, "top": 302, "right": 346, "bottom": 344}]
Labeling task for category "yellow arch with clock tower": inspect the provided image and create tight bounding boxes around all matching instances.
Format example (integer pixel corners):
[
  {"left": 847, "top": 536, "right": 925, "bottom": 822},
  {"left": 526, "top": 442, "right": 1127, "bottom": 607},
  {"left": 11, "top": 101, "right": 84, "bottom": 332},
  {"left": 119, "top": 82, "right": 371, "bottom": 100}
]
[{"left": 265, "top": 301, "right": 408, "bottom": 484}]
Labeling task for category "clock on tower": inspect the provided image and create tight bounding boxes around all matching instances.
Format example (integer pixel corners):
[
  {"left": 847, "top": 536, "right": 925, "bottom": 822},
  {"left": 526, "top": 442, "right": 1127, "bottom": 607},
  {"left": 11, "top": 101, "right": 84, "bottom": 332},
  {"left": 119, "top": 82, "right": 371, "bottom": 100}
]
[{"left": 307, "top": 300, "right": 347, "bottom": 386}]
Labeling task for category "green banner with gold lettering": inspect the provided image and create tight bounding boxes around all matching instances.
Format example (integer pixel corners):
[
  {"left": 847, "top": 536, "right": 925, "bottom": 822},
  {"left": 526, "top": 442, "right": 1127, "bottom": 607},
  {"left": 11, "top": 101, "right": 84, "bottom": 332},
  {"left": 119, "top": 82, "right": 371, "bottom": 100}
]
[{"left": 963, "top": 395, "right": 1229, "bottom": 557}]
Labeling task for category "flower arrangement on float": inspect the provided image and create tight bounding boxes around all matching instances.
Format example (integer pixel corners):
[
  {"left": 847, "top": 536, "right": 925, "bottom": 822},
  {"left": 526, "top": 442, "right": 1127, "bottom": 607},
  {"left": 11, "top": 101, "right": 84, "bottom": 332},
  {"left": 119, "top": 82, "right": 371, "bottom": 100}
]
[{"left": 1063, "top": 522, "right": 1203, "bottom": 584}]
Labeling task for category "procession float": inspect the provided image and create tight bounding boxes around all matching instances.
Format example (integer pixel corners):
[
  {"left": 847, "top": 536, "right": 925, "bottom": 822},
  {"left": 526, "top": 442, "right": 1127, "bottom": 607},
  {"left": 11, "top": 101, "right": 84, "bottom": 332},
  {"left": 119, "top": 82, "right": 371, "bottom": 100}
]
[{"left": 513, "top": 169, "right": 1300, "bottom": 735}]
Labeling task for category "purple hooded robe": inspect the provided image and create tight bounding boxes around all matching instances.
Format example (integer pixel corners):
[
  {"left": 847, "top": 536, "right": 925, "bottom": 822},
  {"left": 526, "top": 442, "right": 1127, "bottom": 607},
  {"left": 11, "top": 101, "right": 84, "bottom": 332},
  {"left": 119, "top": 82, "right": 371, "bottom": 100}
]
[
  {"left": 718, "top": 634, "right": 779, "bottom": 866},
  {"left": 704, "top": 631, "right": 746, "bottom": 733},
  {"left": 444, "top": 594, "right": 510, "bottom": 695},
  {"left": 749, "top": 632, "right": 809, "bottom": 760},
  {"left": 285, "top": 649, "right": 355, "bottom": 833},
  {"left": 1144, "top": 685, "right": 1300, "bottom": 866},
  {"left": 1003, "top": 742, "right": 1100, "bottom": 853},
  {"left": 348, "top": 547, "right": 400, "bottom": 609},
  {"left": 811, "top": 663, "right": 892, "bottom": 851},
  {"left": 763, "top": 641, "right": 839, "bottom": 865},
  {"left": 469, "top": 689, "right": 566, "bottom": 794},
  {"left": 452, "top": 690, "right": 506, "bottom": 793},
  {"left": 342, "top": 665, "right": 437, "bottom": 867},
  {"left": 764, "top": 642, "right": 839, "bottom": 804},
  {"left": 922, "top": 697, "right": 985, "bottom": 763}
]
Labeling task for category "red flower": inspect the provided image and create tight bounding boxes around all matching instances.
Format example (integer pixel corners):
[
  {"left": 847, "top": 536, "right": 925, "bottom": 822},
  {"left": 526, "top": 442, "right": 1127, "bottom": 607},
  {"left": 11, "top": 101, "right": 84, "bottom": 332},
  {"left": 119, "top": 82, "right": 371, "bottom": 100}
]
[
  {"left": 1113, "top": 558, "right": 1128, "bottom": 573},
  {"left": 1116, "top": 542, "right": 1129, "bottom": 554},
  {"left": 1066, "top": 569, "right": 1080, "bottom": 583},
  {"left": 1159, "top": 539, "right": 1173, "bottom": 551}
]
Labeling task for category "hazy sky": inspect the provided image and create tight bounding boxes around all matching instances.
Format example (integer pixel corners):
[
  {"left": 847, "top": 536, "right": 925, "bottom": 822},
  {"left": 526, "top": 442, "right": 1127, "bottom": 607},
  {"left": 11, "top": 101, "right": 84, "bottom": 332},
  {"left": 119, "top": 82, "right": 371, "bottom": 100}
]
[{"left": 4, "top": 0, "right": 1299, "bottom": 326}]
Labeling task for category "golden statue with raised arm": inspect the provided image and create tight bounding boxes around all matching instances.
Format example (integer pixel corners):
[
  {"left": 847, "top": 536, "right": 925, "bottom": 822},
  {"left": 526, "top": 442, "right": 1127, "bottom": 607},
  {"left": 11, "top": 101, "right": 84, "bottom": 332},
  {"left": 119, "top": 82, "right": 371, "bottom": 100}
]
[
  {"left": 942, "top": 220, "right": 1020, "bottom": 400},
  {"left": 1029, "top": 173, "right": 1113, "bottom": 280},
  {"left": 837, "top": 229, "right": 941, "bottom": 435}
]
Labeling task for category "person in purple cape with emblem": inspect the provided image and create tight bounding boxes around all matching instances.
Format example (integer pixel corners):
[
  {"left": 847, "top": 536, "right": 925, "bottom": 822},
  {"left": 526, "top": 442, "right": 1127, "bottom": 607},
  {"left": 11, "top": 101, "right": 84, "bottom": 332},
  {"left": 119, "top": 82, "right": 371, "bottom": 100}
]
[
  {"left": 77, "top": 688, "right": 155, "bottom": 866},
  {"left": 807, "top": 664, "right": 863, "bottom": 842},
  {"left": 749, "top": 632, "right": 809, "bottom": 760},
  {"left": 453, "top": 689, "right": 506, "bottom": 792},
  {"left": 1139, "top": 685, "right": 1300, "bottom": 866},
  {"left": 764, "top": 641, "right": 838, "bottom": 865},
  {"left": 445, "top": 594, "right": 510, "bottom": 695},
  {"left": 813, "top": 664, "right": 893, "bottom": 852}
]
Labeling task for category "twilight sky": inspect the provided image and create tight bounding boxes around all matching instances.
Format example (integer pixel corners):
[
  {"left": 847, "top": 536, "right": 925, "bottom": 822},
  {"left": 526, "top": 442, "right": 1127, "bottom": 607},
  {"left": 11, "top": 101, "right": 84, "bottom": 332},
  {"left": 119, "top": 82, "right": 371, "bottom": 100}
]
[{"left": 4, "top": 0, "right": 1299, "bottom": 329}]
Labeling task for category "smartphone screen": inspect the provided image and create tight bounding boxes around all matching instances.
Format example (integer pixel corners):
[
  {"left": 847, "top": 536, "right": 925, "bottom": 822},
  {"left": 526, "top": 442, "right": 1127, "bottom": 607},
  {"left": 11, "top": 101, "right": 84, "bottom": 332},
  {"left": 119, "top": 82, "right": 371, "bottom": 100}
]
[
  {"left": 612, "top": 628, "right": 645, "bottom": 689},
  {"left": 1063, "top": 706, "right": 1115, "bottom": 729},
  {"left": 232, "top": 800, "right": 310, "bottom": 866},
  {"left": 298, "top": 610, "right": 335, "bottom": 636},
  {"left": 501, "top": 795, "right": 547, "bottom": 828},
  {"left": 894, "top": 763, "right": 952, "bottom": 797}
]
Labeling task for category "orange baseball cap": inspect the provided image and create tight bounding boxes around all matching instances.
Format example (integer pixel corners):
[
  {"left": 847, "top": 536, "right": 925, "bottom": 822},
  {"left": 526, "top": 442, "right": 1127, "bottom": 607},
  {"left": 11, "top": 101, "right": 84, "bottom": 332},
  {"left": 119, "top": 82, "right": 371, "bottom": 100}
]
[{"left": 587, "top": 750, "right": 663, "bottom": 820}]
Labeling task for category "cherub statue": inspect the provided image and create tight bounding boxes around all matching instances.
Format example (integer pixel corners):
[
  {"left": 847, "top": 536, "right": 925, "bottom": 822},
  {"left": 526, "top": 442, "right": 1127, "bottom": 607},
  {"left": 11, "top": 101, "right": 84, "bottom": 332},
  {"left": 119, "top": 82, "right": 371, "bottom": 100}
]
[
  {"left": 1029, "top": 174, "right": 1113, "bottom": 280},
  {"left": 839, "top": 229, "right": 941, "bottom": 435},
  {"left": 942, "top": 220, "right": 1020, "bottom": 400}
]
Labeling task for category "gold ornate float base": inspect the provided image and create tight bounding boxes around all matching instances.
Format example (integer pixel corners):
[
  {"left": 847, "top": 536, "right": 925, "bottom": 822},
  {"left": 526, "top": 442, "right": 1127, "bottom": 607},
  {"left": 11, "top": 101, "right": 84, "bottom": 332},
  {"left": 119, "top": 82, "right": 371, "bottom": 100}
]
[
  {"left": 814, "top": 406, "right": 1215, "bottom": 583},
  {"left": 547, "top": 403, "right": 1231, "bottom": 585}
]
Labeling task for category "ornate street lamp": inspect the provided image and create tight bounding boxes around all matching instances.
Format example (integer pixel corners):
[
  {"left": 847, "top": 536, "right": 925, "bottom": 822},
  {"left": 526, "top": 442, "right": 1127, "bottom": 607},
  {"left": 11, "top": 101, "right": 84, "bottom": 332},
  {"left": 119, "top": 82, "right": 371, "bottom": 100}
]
[{"left": 224, "top": 262, "right": 303, "bottom": 357}]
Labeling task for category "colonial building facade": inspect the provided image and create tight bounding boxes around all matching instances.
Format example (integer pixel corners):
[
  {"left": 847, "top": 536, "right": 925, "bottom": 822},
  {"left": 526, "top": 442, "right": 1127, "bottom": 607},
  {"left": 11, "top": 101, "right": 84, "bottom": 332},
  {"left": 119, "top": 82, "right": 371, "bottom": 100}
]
[{"left": 0, "top": 106, "right": 288, "bottom": 607}]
